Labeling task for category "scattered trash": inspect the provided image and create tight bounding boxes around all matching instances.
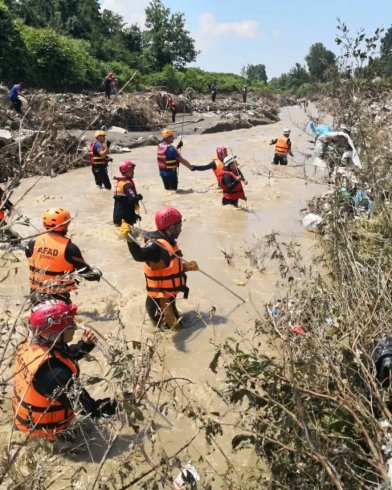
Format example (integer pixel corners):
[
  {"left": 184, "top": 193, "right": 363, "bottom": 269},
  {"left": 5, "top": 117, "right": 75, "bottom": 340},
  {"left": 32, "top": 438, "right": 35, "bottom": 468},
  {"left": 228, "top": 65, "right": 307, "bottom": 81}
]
[
  {"left": 291, "top": 325, "right": 306, "bottom": 336},
  {"left": 302, "top": 213, "right": 323, "bottom": 233},
  {"left": 173, "top": 462, "right": 201, "bottom": 489}
]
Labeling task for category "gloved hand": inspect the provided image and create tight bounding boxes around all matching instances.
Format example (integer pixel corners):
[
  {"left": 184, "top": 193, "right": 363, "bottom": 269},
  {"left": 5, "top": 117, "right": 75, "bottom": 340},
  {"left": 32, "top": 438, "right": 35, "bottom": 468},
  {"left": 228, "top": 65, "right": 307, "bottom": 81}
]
[
  {"left": 190, "top": 165, "right": 196, "bottom": 171},
  {"left": 92, "top": 398, "right": 117, "bottom": 418},
  {"left": 107, "top": 140, "right": 112, "bottom": 148},
  {"left": 120, "top": 220, "right": 133, "bottom": 240},
  {"left": 176, "top": 140, "right": 183, "bottom": 150},
  {"left": 135, "top": 214, "right": 141, "bottom": 222},
  {"left": 186, "top": 261, "right": 199, "bottom": 271},
  {"left": 79, "top": 267, "right": 102, "bottom": 282},
  {"left": 108, "top": 157, "right": 113, "bottom": 162},
  {"left": 136, "top": 194, "right": 143, "bottom": 201}
]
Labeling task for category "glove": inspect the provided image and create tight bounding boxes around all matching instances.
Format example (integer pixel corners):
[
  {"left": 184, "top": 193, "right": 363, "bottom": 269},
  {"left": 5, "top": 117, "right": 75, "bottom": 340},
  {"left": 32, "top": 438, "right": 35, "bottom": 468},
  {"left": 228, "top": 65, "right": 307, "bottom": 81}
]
[
  {"left": 108, "top": 157, "right": 113, "bottom": 162},
  {"left": 92, "top": 267, "right": 102, "bottom": 281},
  {"left": 190, "top": 165, "right": 196, "bottom": 171},
  {"left": 79, "top": 267, "right": 102, "bottom": 282},
  {"left": 186, "top": 261, "right": 199, "bottom": 272},
  {"left": 93, "top": 398, "right": 117, "bottom": 418},
  {"left": 135, "top": 214, "right": 141, "bottom": 222},
  {"left": 176, "top": 140, "right": 184, "bottom": 150},
  {"left": 136, "top": 194, "right": 143, "bottom": 201},
  {"left": 120, "top": 220, "right": 133, "bottom": 240},
  {"left": 107, "top": 140, "right": 112, "bottom": 148}
]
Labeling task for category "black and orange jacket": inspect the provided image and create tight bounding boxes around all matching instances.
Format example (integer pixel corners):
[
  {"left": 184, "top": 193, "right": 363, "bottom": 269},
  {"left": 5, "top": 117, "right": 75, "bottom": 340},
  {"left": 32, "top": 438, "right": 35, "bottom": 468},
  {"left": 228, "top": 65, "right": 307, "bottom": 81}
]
[
  {"left": 13, "top": 341, "right": 78, "bottom": 439},
  {"left": 28, "top": 232, "right": 76, "bottom": 294},
  {"left": 144, "top": 238, "right": 188, "bottom": 299},
  {"left": 220, "top": 170, "right": 245, "bottom": 201}
]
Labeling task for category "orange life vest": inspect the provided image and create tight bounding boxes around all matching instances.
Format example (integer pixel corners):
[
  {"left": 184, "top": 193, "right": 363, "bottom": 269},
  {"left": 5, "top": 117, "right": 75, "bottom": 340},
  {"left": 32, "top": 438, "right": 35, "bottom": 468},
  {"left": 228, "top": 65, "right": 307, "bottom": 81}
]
[
  {"left": 89, "top": 142, "right": 107, "bottom": 165},
  {"left": 28, "top": 233, "right": 76, "bottom": 294},
  {"left": 13, "top": 341, "right": 78, "bottom": 439},
  {"left": 213, "top": 158, "right": 224, "bottom": 183},
  {"left": 144, "top": 238, "right": 188, "bottom": 298},
  {"left": 220, "top": 170, "right": 246, "bottom": 201},
  {"left": 274, "top": 137, "right": 290, "bottom": 155},
  {"left": 114, "top": 177, "right": 136, "bottom": 197},
  {"left": 157, "top": 142, "right": 178, "bottom": 171}
]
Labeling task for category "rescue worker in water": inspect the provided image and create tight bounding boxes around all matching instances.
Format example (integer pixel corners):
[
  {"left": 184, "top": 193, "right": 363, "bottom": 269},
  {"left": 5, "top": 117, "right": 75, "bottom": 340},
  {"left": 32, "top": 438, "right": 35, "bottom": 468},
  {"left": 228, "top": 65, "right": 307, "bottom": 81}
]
[
  {"left": 113, "top": 160, "right": 144, "bottom": 226},
  {"left": 220, "top": 155, "right": 248, "bottom": 207},
  {"left": 25, "top": 208, "right": 102, "bottom": 305},
  {"left": 121, "top": 207, "right": 199, "bottom": 330},
  {"left": 270, "top": 128, "right": 294, "bottom": 165},
  {"left": 191, "top": 146, "right": 227, "bottom": 186},
  {"left": 157, "top": 129, "right": 194, "bottom": 190},
  {"left": 89, "top": 129, "right": 112, "bottom": 189},
  {"left": 13, "top": 300, "right": 117, "bottom": 440}
]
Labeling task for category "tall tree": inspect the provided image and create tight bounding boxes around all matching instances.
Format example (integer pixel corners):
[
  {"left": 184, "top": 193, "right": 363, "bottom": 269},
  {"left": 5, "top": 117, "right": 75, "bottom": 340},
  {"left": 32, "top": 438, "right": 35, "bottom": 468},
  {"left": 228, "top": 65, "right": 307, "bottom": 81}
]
[
  {"left": 241, "top": 63, "right": 268, "bottom": 83},
  {"left": 0, "top": 0, "right": 26, "bottom": 81},
  {"left": 305, "top": 42, "right": 336, "bottom": 82},
  {"left": 380, "top": 26, "right": 392, "bottom": 76},
  {"left": 143, "top": 0, "right": 198, "bottom": 70}
]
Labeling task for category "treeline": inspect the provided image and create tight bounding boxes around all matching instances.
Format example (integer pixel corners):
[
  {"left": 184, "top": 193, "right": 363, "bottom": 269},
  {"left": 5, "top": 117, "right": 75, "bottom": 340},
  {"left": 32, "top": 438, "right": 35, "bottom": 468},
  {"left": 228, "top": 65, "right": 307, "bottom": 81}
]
[{"left": 1, "top": 0, "right": 391, "bottom": 96}]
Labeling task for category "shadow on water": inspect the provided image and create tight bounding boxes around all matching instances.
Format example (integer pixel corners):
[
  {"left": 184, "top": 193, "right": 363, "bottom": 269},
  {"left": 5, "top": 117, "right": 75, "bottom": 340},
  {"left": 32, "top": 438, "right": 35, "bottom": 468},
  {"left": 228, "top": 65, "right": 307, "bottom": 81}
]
[
  {"left": 172, "top": 309, "right": 228, "bottom": 352},
  {"left": 175, "top": 188, "right": 194, "bottom": 194}
]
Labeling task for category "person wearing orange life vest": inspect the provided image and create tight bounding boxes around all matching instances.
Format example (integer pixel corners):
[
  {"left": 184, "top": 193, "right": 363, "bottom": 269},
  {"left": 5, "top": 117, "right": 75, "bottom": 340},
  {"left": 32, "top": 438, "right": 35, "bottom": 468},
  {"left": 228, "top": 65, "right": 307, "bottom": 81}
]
[
  {"left": 157, "top": 128, "right": 194, "bottom": 190},
  {"left": 220, "top": 155, "right": 248, "bottom": 207},
  {"left": 122, "top": 207, "right": 199, "bottom": 330},
  {"left": 113, "top": 161, "right": 143, "bottom": 226},
  {"left": 191, "top": 146, "right": 227, "bottom": 185},
  {"left": 25, "top": 208, "right": 102, "bottom": 306},
  {"left": 13, "top": 300, "right": 117, "bottom": 440},
  {"left": 270, "top": 128, "right": 294, "bottom": 165},
  {"left": 89, "top": 129, "right": 112, "bottom": 190}
]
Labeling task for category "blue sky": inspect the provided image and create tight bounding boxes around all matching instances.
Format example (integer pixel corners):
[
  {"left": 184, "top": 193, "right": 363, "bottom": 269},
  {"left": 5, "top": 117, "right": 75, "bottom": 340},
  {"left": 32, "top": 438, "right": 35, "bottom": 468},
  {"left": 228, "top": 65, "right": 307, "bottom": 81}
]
[{"left": 101, "top": 0, "right": 392, "bottom": 79}]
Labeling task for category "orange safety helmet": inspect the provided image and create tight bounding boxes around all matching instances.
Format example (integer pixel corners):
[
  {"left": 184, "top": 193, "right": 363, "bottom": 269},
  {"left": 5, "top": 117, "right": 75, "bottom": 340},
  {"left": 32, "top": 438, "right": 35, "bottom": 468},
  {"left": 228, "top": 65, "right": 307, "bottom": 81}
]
[
  {"left": 161, "top": 128, "right": 174, "bottom": 140},
  {"left": 43, "top": 208, "right": 71, "bottom": 232},
  {"left": 95, "top": 130, "right": 107, "bottom": 138},
  {"left": 155, "top": 207, "right": 182, "bottom": 231}
]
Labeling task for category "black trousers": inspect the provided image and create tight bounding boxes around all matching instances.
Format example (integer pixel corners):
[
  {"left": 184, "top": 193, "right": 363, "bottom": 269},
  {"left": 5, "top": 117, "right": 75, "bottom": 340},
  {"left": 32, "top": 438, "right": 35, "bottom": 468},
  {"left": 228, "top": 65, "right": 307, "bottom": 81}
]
[
  {"left": 171, "top": 110, "right": 176, "bottom": 123},
  {"left": 160, "top": 172, "right": 178, "bottom": 190},
  {"left": 222, "top": 197, "right": 239, "bottom": 207},
  {"left": 11, "top": 99, "right": 22, "bottom": 113},
  {"left": 145, "top": 296, "right": 181, "bottom": 329},
  {"left": 92, "top": 165, "right": 111, "bottom": 189},
  {"left": 272, "top": 154, "right": 288, "bottom": 165}
]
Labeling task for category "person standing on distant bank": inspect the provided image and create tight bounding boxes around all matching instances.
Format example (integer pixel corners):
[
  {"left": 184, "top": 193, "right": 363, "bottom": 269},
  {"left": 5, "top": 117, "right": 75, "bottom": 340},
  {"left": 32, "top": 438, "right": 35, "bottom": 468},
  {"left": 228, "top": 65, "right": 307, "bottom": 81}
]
[
  {"left": 104, "top": 72, "right": 114, "bottom": 99},
  {"left": 168, "top": 96, "right": 177, "bottom": 123},
  {"left": 211, "top": 82, "right": 217, "bottom": 102},
  {"left": 8, "top": 83, "right": 23, "bottom": 113},
  {"left": 241, "top": 85, "right": 248, "bottom": 103}
]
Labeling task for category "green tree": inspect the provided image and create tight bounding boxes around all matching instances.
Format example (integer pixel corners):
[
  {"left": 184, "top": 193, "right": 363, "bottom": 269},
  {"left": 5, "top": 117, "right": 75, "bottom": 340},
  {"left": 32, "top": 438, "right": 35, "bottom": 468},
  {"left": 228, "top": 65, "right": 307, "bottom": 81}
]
[
  {"left": 143, "top": 0, "right": 198, "bottom": 70},
  {"left": 305, "top": 42, "right": 336, "bottom": 82},
  {"left": 0, "top": 1, "right": 26, "bottom": 82},
  {"left": 241, "top": 63, "right": 268, "bottom": 83},
  {"left": 380, "top": 26, "right": 392, "bottom": 75}
]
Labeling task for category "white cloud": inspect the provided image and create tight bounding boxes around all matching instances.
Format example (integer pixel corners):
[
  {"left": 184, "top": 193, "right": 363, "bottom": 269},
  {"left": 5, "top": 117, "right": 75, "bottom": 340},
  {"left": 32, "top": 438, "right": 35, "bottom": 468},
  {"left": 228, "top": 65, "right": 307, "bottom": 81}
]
[
  {"left": 198, "top": 13, "right": 261, "bottom": 39},
  {"left": 100, "top": 0, "right": 148, "bottom": 27}
]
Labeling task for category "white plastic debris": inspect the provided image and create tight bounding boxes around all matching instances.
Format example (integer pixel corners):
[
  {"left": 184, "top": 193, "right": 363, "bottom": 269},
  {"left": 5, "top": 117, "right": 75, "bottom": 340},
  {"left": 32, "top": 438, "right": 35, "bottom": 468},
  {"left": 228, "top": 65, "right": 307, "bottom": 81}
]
[{"left": 173, "top": 462, "right": 200, "bottom": 489}]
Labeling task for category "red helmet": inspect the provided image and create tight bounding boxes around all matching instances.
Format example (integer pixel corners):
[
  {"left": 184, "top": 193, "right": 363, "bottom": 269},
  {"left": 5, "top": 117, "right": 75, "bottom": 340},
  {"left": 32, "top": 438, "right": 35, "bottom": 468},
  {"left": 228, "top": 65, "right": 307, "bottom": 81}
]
[
  {"left": 29, "top": 300, "right": 78, "bottom": 336},
  {"left": 216, "top": 146, "right": 227, "bottom": 160},
  {"left": 119, "top": 161, "right": 136, "bottom": 174},
  {"left": 43, "top": 208, "right": 71, "bottom": 232},
  {"left": 155, "top": 207, "right": 182, "bottom": 231}
]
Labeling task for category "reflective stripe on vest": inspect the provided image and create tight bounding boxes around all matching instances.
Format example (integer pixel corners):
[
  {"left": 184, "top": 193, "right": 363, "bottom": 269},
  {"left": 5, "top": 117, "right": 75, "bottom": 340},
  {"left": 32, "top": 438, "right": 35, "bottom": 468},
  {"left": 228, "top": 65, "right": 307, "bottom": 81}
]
[
  {"left": 144, "top": 239, "right": 187, "bottom": 298},
  {"left": 213, "top": 158, "right": 224, "bottom": 182},
  {"left": 114, "top": 178, "right": 136, "bottom": 198},
  {"left": 157, "top": 142, "right": 178, "bottom": 171},
  {"left": 28, "top": 233, "right": 76, "bottom": 294},
  {"left": 89, "top": 142, "right": 107, "bottom": 165},
  {"left": 275, "top": 137, "right": 289, "bottom": 155},
  {"left": 220, "top": 170, "right": 245, "bottom": 200},
  {"left": 13, "top": 341, "right": 78, "bottom": 438}
]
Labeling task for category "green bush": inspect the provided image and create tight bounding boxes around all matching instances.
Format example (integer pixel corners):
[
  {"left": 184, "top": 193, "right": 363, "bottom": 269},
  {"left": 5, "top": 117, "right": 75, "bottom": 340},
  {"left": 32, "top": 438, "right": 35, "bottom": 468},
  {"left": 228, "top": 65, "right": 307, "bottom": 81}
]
[
  {"left": 0, "top": 2, "right": 26, "bottom": 82},
  {"left": 20, "top": 25, "right": 99, "bottom": 90}
]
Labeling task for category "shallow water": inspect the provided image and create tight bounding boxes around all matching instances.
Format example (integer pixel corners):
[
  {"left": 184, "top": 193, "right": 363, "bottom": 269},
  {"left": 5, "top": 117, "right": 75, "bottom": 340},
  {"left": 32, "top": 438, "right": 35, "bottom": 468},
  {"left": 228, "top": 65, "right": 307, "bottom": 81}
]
[{"left": 0, "top": 104, "right": 327, "bottom": 488}]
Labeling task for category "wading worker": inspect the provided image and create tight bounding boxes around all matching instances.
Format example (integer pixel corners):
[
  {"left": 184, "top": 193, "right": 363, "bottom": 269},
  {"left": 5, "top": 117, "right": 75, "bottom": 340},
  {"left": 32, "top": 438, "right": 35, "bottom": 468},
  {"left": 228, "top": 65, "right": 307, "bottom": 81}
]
[
  {"left": 113, "top": 161, "right": 143, "bottom": 226},
  {"left": 121, "top": 207, "right": 199, "bottom": 330},
  {"left": 25, "top": 208, "right": 102, "bottom": 305},
  {"left": 89, "top": 129, "right": 112, "bottom": 190},
  {"left": 270, "top": 128, "right": 294, "bottom": 166},
  {"left": 157, "top": 129, "right": 194, "bottom": 190},
  {"left": 191, "top": 146, "right": 228, "bottom": 186},
  {"left": 220, "top": 156, "right": 248, "bottom": 207},
  {"left": 13, "top": 300, "right": 117, "bottom": 440}
]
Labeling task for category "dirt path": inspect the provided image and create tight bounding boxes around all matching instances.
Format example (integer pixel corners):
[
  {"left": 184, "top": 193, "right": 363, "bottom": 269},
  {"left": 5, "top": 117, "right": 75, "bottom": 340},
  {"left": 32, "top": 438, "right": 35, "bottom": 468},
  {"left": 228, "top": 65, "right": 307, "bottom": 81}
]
[{"left": 0, "top": 104, "right": 325, "bottom": 488}]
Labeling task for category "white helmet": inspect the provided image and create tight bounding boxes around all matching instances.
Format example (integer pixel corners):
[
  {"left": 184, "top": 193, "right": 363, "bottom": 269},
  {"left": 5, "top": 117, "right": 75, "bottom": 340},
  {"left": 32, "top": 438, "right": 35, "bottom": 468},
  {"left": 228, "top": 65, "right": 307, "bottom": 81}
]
[
  {"left": 223, "top": 155, "right": 236, "bottom": 167},
  {"left": 283, "top": 128, "right": 291, "bottom": 135}
]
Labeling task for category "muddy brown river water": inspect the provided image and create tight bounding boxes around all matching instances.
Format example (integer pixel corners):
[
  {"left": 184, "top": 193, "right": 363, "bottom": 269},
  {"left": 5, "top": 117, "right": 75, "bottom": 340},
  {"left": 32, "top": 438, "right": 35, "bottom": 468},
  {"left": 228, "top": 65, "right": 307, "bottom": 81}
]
[{"left": 0, "top": 104, "right": 327, "bottom": 488}]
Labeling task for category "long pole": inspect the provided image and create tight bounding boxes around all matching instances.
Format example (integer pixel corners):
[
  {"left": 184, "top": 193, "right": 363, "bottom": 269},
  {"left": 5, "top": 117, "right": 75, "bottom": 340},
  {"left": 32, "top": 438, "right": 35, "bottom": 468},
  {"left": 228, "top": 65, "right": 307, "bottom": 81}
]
[{"left": 127, "top": 231, "right": 246, "bottom": 303}]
